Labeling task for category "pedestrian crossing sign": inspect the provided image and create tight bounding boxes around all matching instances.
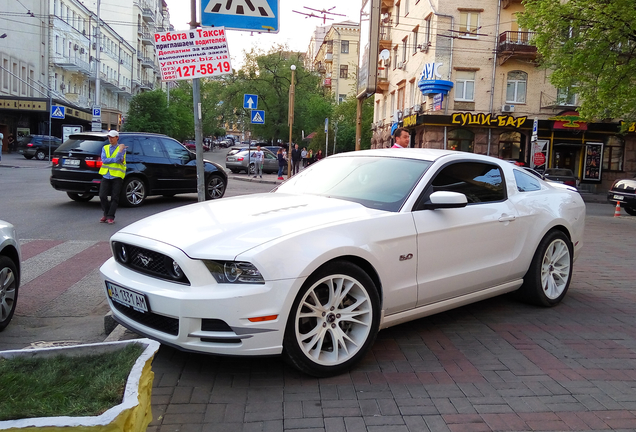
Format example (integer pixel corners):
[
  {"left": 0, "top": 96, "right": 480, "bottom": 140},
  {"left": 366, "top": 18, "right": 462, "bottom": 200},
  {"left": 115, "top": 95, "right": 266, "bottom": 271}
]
[
  {"left": 201, "top": 0, "right": 279, "bottom": 33},
  {"left": 251, "top": 110, "right": 265, "bottom": 124},
  {"left": 51, "top": 105, "right": 65, "bottom": 119}
]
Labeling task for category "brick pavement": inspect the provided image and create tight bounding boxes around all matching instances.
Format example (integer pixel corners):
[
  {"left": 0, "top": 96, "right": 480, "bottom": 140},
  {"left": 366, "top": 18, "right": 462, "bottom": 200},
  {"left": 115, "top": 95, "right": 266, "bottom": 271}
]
[{"left": 146, "top": 214, "right": 636, "bottom": 432}]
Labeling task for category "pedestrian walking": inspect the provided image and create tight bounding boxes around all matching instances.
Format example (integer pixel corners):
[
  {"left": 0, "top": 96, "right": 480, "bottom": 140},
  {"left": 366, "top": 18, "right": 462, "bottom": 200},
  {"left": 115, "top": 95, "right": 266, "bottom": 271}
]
[
  {"left": 277, "top": 147, "right": 286, "bottom": 180},
  {"left": 315, "top": 149, "right": 324, "bottom": 161},
  {"left": 291, "top": 143, "right": 302, "bottom": 175},
  {"left": 98, "top": 130, "right": 127, "bottom": 224},
  {"left": 7, "top": 135, "right": 15, "bottom": 153},
  {"left": 253, "top": 145, "right": 264, "bottom": 179},
  {"left": 301, "top": 147, "right": 308, "bottom": 167}
]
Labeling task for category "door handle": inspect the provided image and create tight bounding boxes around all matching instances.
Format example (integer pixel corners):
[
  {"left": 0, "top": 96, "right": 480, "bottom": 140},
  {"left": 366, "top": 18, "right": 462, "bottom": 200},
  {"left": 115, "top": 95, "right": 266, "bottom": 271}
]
[{"left": 498, "top": 214, "right": 516, "bottom": 222}]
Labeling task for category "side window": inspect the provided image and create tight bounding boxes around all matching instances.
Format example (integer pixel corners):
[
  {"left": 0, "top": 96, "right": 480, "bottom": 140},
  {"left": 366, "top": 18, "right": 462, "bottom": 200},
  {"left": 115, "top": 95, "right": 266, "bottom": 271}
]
[
  {"left": 161, "top": 138, "right": 190, "bottom": 161},
  {"left": 265, "top": 152, "right": 276, "bottom": 160},
  {"left": 138, "top": 137, "right": 165, "bottom": 158},
  {"left": 431, "top": 162, "right": 505, "bottom": 203},
  {"left": 117, "top": 136, "right": 138, "bottom": 155},
  {"left": 514, "top": 170, "right": 541, "bottom": 192}
]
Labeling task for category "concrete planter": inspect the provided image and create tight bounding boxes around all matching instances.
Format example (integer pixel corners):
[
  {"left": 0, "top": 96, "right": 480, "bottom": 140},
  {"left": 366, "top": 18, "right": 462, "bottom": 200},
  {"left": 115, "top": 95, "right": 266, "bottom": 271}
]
[{"left": 0, "top": 338, "right": 160, "bottom": 432}]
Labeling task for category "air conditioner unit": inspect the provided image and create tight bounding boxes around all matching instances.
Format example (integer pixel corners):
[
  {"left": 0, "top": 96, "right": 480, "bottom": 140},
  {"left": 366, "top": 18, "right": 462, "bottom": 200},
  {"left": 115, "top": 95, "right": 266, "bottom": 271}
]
[
  {"left": 502, "top": 104, "right": 515, "bottom": 113},
  {"left": 73, "top": 44, "right": 79, "bottom": 51},
  {"left": 79, "top": 48, "right": 85, "bottom": 54},
  {"left": 60, "top": 83, "right": 66, "bottom": 90},
  {"left": 378, "top": 119, "right": 385, "bottom": 127},
  {"left": 412, "top": 104, "right": 421, "bottom": 112},
  {"left": 395, "top": 110, "right": 403, "bottom": 121},
  {"left": 396, "top": 61, "right": 404, "bottom": 69},
  {"left": 403, "top": 107, "right": 411, "bottom": 116},
  {"left": 371, "top": 123, "right": 377, "bottom": 131}
]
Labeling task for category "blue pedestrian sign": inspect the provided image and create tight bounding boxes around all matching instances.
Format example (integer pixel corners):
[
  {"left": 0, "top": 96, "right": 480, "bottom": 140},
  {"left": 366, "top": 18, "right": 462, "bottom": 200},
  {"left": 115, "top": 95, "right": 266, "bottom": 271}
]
[
  {"left": 251, "top": 110, "right": 265, "bottom": 124},
  {"left": 51, "top": 105, "right": 65, "bottom": 119},
  {"left": 243, "top": 94, "right": 258, "bottom": 110},
  {"left": 201, "top": 0, "right": 279, "bottom": 33}
]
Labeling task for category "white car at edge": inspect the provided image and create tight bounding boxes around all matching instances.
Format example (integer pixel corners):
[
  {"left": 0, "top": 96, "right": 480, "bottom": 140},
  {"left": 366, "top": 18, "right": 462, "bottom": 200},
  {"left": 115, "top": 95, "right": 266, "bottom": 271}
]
[{"left": 101, "top": 149, "right": 585, "bottom": 376}]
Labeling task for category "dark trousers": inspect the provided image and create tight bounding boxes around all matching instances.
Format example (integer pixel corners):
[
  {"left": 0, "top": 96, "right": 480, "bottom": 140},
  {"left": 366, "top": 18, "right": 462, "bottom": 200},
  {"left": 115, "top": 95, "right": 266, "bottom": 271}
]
[
  {"left": 292, "top": 160, "right": 301, "bottom": 174},
  {"left": 99, "top": 177, "right": 123, "bottom": 219}
]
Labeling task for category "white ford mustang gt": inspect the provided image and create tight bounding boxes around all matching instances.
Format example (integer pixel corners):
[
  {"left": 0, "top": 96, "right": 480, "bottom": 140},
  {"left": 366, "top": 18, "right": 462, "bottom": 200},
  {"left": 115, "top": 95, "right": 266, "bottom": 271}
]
[{"left": 101, "top": 149, "right": 585, "bottom": 376}]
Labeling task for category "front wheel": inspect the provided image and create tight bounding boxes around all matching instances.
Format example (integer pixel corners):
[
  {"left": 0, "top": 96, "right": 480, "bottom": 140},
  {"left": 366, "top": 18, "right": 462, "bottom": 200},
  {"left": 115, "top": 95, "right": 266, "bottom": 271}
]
[
  {"left": 623, "top": 206, "right": 636, "bottom": 216},
  {"left": 0, "top": 256, "right": 19, "bottom": 331},
  {"left": 205, "top": 174, "right": 226, "bottom": 200},
  {"left": 121, "top": 177, "right": 147, "bottom": 207},
  {"left": 248, "top": 163, "right": 256, "bottom": 175},
  {"left": 35, "top": 150, "right": 47, "bottom": 160},
  {"left": 518, "top": 230, "right": 573, "bottom": 307},
  {"left": 67, "top": 192, "right": 94, "bottom": 202},
  {"left": 283, "top": 261, "right": 380, "bottom": 377}
]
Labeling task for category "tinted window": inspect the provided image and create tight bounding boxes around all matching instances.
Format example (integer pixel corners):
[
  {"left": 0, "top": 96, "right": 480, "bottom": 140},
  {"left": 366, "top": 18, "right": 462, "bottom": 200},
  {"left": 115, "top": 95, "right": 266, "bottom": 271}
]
[
  {"left": 161, "top": 138, "right": 190, "bottom": 160},
  {"left": 431, "top": 162, "right": 505, "bottom": 203},
  {"left": 514, "top": 169, "right": 541, "bottom": 192},
  {"left": 57, "top": 138, "right": 107, "bottom": 153},
  {"left": 135, "top": 137, "right": 165, "bottom": 157}
]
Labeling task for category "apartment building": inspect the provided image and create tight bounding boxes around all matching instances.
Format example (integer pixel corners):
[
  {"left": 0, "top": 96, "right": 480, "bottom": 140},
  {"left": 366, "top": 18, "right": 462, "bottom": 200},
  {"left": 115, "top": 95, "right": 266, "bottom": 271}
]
[
  {"left": 312, "top": 21, "right": 360, "bottom": 103},
  {"left": 371, "top": 0, "right": 634, "bottom": 192}
]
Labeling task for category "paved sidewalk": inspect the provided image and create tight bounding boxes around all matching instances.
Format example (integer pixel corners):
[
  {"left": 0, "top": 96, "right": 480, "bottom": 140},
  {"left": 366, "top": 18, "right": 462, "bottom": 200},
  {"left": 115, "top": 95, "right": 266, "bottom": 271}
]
[{"left": 138, "top": 214, "right": 636, "bottom": 432}]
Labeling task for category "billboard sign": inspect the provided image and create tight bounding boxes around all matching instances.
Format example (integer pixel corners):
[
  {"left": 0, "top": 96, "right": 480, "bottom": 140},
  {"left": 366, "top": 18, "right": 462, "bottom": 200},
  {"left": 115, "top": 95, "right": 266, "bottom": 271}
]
[
  {"left": 356, "top": 0, "right": 380, "bottom": 99},
  {"left": 155, "top": 27, "right": 233, "bottom": 81}
]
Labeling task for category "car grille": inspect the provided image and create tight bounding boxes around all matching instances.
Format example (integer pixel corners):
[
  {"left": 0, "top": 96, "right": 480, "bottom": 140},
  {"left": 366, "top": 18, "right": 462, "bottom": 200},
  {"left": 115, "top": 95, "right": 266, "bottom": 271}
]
[
  {"left": 113, "top": 242, "right": 190, "bottom": 284},
  {"left": 112, "top": 302, "right": 179, "bottom": 336}
]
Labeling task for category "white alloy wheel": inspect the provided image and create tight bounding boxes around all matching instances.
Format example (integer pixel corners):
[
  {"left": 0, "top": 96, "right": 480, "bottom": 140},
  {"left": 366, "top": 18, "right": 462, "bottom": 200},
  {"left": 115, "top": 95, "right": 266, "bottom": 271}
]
[
  {"left": 284, "top": 262, "right": 380, "bottom": 377},
  {"left": 541, "top": 238, "right": 571, "bottom": 300},
  {"left": 123, "top": 178, "right": 147, "bottom": 207},
  {"left": 0, "top": 256, "right": 18, "bottom": 331}
]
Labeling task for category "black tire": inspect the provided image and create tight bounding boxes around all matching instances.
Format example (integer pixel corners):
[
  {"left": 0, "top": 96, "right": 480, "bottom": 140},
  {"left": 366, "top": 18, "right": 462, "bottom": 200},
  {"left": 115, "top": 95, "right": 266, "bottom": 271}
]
[
  {"left": 205, "top": 174, "right": 226, "bottom": 200},
  {"left": 248, "top": 163, "right": 256, "bottom": 175},
  {"left": 66, "top": 192, "right": 94, "bottom": 202},
  {"left": 35, "top": 150, "right": 47, "bottom": 160},
  {"left": 0, "top": 256, "right": 19, "bottom": 331},
  {"left": 121, "top": 177, "right": 147, "bottom": 207},
  {"left": 623, "top": 206, "right": 636, "bottom": 216},
  {"left": 23, "top": 155, "right": 33, "bottom": 160},
  {"left": 518, "top": 230, "right": 573, "bottom": 307},
  {"left": 283, "top": 261, "right": 380, "bottom": 377}
]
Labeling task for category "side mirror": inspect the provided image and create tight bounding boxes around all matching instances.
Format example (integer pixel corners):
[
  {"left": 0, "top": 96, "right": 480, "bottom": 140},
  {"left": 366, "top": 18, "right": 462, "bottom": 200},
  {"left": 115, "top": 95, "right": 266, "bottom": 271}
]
[{"left": 422, "top": 191, "right": 468, "bottom": 210}]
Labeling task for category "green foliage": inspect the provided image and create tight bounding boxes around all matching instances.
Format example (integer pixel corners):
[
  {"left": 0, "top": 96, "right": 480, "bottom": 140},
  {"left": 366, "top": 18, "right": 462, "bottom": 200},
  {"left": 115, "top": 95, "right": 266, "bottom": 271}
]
[
  {"left": 0, "top": 344, "right": 144, "bottom": 420},
  {"left": 123, "top": 89, "right": 172, "bottom": 135},
  {"left": 519, "top": 0, "right": 636, "bottom": 122}
]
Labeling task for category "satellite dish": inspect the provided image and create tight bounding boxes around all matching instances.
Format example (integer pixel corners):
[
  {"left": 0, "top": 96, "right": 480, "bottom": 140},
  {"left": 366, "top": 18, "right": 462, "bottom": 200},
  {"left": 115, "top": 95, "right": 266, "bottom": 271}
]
[{"left": 379, "top": 49, "right": 390, "bottom": 60}]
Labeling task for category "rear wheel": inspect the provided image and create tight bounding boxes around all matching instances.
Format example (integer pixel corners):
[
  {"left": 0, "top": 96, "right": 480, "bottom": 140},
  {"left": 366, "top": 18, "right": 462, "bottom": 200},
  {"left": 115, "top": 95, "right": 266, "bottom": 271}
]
[
  {"left": 518, "top": 230, "right": 573, "bottom": 306},
  {"left": 35, "top": 150, "right": 47, "bottom": 160},
  {"left": 0, "top": 256, "right": 19, "bottom": 331},
  {"left": 248, "top": 163, "right": 256, "bottom": 175},
  {"left": 205, "top": 174, "right": 226, "bottom": 200},
  {"left": 67, "top": 192, "right": 94, "bottom": 202},
  {"left": 623, "top": 206, "right": 636, "bottom": 216},
  {"left": 283, "top": 261, "right": 380, "bottom": 377},
  {"left": 121, "top": 177, "right": 147, "bottom": 207}
]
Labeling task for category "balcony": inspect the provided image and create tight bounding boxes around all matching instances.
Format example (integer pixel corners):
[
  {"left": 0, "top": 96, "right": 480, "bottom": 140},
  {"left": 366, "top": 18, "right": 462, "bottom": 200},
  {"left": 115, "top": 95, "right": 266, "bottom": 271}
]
[
  {"left": 325, "top": 53, "right": 333, "bottom": 63},
  {"left": 498, "top": 31, "right": 537, "bottom": 65},
  {"left": 140, "top": 80, "right": 154, "bottom": 90},
  {"left": 52, "top": 55, "right": 91, "bottom": 76},
  {"left": 381, "top": 0, "right": 393, "bottom": 13},
  {"left": 375, "top": 66, "right": 389, "bottom": 94},
  {"left": 379, "top": 24, "right": 392, "bottom": 52},
  {"left": 141, "top": 56, "right": 154, "bottom": 68},
  {"left": 141, "top": 32, "right": 153, "bottom": 45},
  {"left": 142, "top": 7, "right": 155, "bottom": 23}
]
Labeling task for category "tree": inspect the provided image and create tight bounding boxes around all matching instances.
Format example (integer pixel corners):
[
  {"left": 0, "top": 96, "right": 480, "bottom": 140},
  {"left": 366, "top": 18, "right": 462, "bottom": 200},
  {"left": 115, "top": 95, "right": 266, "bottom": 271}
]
[
  {"left": 123, "top": 90, "right": 172, "bottom": 135},
  {"left": 519, "top": 0, "right": 636, "bottom": 123}
]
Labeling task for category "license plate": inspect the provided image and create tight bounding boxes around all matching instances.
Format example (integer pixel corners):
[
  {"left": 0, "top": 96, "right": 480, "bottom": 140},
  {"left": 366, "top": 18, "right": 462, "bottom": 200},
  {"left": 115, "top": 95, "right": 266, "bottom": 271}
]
[
  {"left": 614, "top": 195, "right": 624, "bottom": 201},
  {"left": 106, "top": 281, "right": 149, "bottom": 313},
  {"left": 63, "top": 159, "right": 80, "bottom": 167},
  {"left": 227, "top": 157, "right": 236, "bottom": 162}
]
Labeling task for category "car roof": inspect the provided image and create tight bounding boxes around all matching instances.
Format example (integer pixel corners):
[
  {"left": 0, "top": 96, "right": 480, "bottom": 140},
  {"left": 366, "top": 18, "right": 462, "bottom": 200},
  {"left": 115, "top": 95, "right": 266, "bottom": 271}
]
[
  {"left": 68, "top": 131, "right": 176, "bottom": 140},
  {"left": 331, "top": 148, "right": 496, "bottom": 163}
]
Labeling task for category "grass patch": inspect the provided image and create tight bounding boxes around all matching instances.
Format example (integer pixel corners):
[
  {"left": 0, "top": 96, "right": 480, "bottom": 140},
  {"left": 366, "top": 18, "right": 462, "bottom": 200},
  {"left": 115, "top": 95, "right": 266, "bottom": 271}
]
[{"left": 0, "top": 343, "right": 144, "bottom": 421}]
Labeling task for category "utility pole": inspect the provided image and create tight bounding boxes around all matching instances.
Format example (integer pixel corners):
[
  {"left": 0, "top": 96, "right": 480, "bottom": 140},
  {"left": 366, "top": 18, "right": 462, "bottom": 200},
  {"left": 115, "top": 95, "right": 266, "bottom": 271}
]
[
  {"left": 191, "top": 0, "right": 205, "bottom": 201},
  {"left": 94, "top": 0, "right": 101, "bottom": 130},
  {"left": 287, "top": 65, "right": 296, "bottom": 178}
]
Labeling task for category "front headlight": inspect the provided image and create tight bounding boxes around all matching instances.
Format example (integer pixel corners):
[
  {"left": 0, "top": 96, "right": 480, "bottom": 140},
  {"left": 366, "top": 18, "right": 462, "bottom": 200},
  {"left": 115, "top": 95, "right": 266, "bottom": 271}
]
[{"left": 203, "top": 260, "right": 265, "bottom": 284}]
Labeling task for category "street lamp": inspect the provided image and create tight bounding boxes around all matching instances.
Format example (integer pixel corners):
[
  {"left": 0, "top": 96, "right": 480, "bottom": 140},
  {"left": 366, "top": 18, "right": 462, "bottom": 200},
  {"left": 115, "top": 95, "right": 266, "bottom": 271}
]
[{"left": 287, "top": 64, "right": 296, "bottom": 179}]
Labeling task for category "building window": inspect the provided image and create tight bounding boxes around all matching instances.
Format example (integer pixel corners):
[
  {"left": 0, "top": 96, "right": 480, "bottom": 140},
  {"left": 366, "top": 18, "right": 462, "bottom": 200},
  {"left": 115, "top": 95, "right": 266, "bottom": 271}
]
[
  {"left": 459, "top": 12, "right": 479, "bottom": 38},
  {"left": 402, "top": 37, "right": 408, "bottom": 63},
  {"left": 404, "top": 0, "right": 409, "bottom": 15},
  {"left": 339, "top": 65, "right": 348, "bottom": 79},
  {"left": 397, "top": 85, "right": 405, "bottom": 111},
  {"left": 412, "top": 26, "right": 418, "bottom": 55},
  {"left": 338, "top": 94, "right": 346, "bottom": 103},
  {"left": 341, "top": 40, "right": 349, "bottom": 54},
  {"left": 455, "top": 71, "right": 475, "bottom": 101},
  {"left": 506, "top": 71, "right": 527, "bottom": 103},
  {"left": 498, "top": 131, "right": 524, "bottom": 161},
  {"left": 2, "top": 59, "right": 8, "bottom": 90},
  {"left": 603, "top": 136, "right": 624, "bottom": 171},
  {"left": 557, "top": 87, "right": 577, "bottom": 106},
  {"left": 393, "top": 46, "right": 398, "bottom": 69},
  {"left": 424, "top": 15, "right": 432, "bottom": 45},
  {"left": 395, "top": 2, "right": 400, "bottom": 26},
  {"left": 448, "top": 129, "right": 474, "bottom": 152}
]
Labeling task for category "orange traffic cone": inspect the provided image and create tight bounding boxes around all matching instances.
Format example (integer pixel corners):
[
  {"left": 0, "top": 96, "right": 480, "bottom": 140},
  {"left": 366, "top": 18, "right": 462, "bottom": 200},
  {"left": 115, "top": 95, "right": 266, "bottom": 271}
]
[{"left": 614, "top": 201, "right": 621, "bottom": 217}]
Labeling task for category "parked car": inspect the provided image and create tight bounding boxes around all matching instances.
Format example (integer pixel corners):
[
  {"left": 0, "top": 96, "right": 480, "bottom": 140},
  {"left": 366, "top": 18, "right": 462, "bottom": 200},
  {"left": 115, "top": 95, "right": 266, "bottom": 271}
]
[
  {"left": 0, "top": 219, "right": 21, "bottom": 331},
  {"left": 607, "top": 176, "right": 636, "bottom": 216},
  {"left": 50, "top": 132, "right": 227, "bottom": 207},
  {"left": 183, "top": 140, "right": 210, "bottom": 152},
  {"left": 543, "top": 168, "right": 578, "bottom": 188},
  {"left": 225, "top": 148, "right": 287, "bottom": 175},
  {"left": 101, "top": 149, "right": 585, "bottom": 377},
  {"left": 16, "top": 135, "right": 63, "bottom": 160}
]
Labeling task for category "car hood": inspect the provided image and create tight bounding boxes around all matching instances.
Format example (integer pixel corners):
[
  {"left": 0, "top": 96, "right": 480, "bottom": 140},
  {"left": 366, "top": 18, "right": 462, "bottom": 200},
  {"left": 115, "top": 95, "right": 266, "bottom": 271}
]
[{"left": 116, "top": 193, "right": 377, "bottom": 259}]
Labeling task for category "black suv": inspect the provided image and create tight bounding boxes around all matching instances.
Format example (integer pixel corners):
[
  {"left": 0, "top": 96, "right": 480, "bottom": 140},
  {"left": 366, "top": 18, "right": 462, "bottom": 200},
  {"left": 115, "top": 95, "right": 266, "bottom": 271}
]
[
  {"left": 17, "top": 135, "right": 63, "bottom": 160},
  {"left": 50, "top": 132, "right": 227, "bottom": 207}
]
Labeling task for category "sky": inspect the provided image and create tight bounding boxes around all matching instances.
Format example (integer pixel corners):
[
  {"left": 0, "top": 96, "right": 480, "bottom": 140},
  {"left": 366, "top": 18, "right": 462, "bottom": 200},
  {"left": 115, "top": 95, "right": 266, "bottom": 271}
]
[{"left": 163, "top": 0, "right": 362, "bottom": 68}]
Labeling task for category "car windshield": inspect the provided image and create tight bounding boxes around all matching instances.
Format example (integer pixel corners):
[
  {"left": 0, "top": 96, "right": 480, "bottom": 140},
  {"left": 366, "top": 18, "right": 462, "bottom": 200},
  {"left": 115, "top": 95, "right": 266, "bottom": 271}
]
[{"left": 275, "top": 155, "right": 432, "bottom": 211}]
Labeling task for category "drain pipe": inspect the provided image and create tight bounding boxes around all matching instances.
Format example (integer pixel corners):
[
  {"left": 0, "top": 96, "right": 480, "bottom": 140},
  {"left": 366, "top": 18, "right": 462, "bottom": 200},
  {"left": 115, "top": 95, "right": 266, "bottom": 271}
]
[{"left": 488, "top": 0, "right": 503, "bottom": 155}]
